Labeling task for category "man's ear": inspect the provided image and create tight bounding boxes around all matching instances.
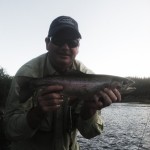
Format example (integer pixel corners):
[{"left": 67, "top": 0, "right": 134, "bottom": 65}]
[{"left": 45, "top": 37, "right": 50, "bottom": 50}]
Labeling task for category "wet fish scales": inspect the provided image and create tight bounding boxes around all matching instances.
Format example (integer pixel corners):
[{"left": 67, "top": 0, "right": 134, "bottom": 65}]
[{"left": 16, "top": 72, "right": 135, "bottom": 103}]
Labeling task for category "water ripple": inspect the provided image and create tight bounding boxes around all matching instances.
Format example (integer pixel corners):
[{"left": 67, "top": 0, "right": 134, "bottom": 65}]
[{"left": 77, "top": 103, "right": 150, "bottom": 150}]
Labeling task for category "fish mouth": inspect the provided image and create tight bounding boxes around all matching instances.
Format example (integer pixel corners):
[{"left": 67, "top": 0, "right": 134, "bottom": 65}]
[{"left": 126, "top": 86, "right": 136, "bottom": 91}]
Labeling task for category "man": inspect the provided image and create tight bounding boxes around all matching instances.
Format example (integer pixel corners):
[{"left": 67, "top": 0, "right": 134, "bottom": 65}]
[{"left": 4, "top": 16, "right": 121, "bottom": 150}]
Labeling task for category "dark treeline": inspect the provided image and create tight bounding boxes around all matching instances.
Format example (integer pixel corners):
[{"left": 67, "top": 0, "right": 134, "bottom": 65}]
[
  {"left": 0, "top": 67, "right": 150, "bottom": 105},
  {"left": 0, "top": 68, "right": 13, "bottom": 109},
  {"left": 0, "top": 68, "right": 12, "bottom": 149},
  {"left": 122, "top": 77, "right": 150, "bottom": 102},
  {"left": 130, "top": 77, "right": 150, "bottom": 97}
]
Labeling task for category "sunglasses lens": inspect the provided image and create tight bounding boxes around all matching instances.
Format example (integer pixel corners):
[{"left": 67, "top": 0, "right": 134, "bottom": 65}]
[
  {"left": 68, "top": 40, "right": 79, "bottom": 48},
  {"left": 51, "top": 38, "right": 79, "bottom": 48},
  {"left": 51, "top": 38, "right": 63, "bottom": 46}
]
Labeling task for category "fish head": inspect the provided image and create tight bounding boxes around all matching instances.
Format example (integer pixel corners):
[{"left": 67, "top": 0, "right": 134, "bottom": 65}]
[
  {"left": 121, "top": 78, "right": 136, "bottom": 94},
  {"left": 110, "top": 76, "right": 136, "bottom": 94}
]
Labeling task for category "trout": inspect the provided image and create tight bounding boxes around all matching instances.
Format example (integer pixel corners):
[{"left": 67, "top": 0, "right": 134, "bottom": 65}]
[{"left": 16, "top": 71, "right": 135, "bottom": 102}]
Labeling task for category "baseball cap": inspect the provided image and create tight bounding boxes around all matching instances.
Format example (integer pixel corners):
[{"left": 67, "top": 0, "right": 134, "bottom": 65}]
[{"left": 48, "top": 16, "right": 81, "bottom": 39}]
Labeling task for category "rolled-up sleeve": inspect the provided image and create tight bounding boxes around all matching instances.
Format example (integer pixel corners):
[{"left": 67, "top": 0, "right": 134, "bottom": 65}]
[{"left": 77, "top": 111, "right": 103, "bottom": 139}]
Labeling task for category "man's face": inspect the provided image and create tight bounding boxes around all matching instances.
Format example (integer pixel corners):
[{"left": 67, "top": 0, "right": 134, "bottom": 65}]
[{"left": 46, "top": 34, "right": 79, "bottom": 71}]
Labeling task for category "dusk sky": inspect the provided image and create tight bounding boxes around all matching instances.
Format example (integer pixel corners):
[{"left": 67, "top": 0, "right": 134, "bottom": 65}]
[{"left": 0, "top": 0, "right": 150, "bottom": 77}]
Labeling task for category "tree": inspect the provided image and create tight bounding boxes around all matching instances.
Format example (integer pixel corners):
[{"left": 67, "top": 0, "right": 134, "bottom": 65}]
[{"left": 0, "top": 68, "right": 13, "bottom": 109}]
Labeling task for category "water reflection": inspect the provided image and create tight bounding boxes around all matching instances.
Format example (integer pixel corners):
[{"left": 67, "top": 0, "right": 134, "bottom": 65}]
[{"left": 77, "top": 103, "right": 150, "bottom": 150}]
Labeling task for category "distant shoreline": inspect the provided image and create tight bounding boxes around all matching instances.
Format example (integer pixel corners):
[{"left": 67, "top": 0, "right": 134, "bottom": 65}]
[{"left": 122, "top": 96, "right": 150, "bottom": 104}]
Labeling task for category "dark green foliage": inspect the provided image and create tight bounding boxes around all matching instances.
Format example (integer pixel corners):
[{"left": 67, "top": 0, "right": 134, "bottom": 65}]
[
  {"left": 131, "top": 77, "right": 150, "bottom": 97},
  {"left": 0, "top": 67, "right": 12, "bottom": 150},
  {"left": 123, "top": 77, "right": 150, "bottom": 102},
  {"left": 0, "top": 68, "right": 13, "bottom": 109}
]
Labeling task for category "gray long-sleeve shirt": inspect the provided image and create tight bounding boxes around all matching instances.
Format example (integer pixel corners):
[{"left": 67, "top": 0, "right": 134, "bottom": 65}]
[{"left": 4, "top": 53, "right": 103, "bottom": 150}]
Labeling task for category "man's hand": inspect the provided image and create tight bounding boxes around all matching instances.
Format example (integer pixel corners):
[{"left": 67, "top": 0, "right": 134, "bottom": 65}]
[
  {"left": 37, "top": 85, "right": 64, "bottom": 112},
  {"left": 93, "top": 88, "right": 121, "bottom": 109},
  {"left": 27, "top": 85, "right": 64, "bottom": 129},
  {"left": 80, "top": 88, "right": 121, "bottom": 119}
]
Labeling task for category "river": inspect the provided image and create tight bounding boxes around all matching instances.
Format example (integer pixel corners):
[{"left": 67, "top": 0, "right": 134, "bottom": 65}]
[{"left": 77, "top": 102, "right": 150, "bottom": 150}]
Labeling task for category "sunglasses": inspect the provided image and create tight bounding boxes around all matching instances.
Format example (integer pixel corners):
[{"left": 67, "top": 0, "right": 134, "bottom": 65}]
[{"left": 51, "top": 38, "right": 79, "bottom": 48}]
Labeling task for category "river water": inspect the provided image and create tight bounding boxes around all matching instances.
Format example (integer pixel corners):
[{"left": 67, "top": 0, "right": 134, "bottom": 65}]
[{"left": 77, "top": 102, "right": 150, "bottom": 150}]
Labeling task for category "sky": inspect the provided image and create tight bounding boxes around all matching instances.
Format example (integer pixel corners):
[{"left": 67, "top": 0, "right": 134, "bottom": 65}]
[{"left": 0, "top": 0, "right": 150, "bottom": 78}]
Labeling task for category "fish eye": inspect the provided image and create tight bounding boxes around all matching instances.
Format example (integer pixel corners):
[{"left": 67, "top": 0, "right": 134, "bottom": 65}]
[{"left": 122, "top": 80, "right": 128, "bottom": 85}]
